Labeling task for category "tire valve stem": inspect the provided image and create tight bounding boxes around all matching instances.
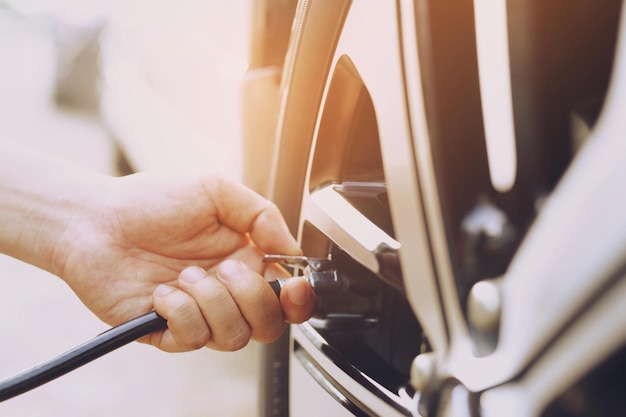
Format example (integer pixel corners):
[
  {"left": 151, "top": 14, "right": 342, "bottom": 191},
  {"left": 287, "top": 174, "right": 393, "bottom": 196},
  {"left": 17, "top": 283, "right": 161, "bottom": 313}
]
[
  {"left": 263, "top": 254, "right": 382, "bottom": 297},
  {"left": 262, "top": 254, "right": 348, "bottom": 297}
]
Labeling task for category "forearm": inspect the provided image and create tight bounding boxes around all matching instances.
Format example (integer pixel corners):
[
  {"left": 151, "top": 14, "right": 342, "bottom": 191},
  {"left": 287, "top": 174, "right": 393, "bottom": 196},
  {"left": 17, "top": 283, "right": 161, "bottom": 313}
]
[{"left": 0, "top": 144, "right": 105, "bottom": 276}]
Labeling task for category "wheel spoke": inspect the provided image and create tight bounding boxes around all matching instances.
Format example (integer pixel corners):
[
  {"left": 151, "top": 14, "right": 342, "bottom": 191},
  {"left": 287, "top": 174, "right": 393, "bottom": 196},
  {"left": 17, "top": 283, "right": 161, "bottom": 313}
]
[{"left": 303, "top": 185, "right": 400, "bottom": 276}]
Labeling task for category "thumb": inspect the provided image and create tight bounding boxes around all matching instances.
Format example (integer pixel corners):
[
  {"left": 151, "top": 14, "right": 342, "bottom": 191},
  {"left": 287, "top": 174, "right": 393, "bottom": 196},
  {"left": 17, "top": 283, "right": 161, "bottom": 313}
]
[{"left": 279, "top": 277, "right": 316, "bottom": 323}]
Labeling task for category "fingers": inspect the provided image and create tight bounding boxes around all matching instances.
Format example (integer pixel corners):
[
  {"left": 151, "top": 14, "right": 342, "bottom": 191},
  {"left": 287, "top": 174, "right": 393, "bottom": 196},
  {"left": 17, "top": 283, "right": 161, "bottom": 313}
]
[
  {"left": 214, "top": 260, "right": 285, "bottom": 343},
  {"left": 149, "top": 283, "right": 213, "bottom": 352},
  {"left": 151, "top": 261, "right": 316, "bottom": 352},
  {"left": 207, "top": 178, "right": 301, "bottom": 256}
]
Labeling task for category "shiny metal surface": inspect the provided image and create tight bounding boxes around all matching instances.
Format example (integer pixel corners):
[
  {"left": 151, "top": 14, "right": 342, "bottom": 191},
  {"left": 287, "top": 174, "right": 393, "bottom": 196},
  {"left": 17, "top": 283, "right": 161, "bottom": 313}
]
[
  {"left": 316, "top": 0, "right": 447, "bottom": 355},
  {"left": 263, "top": 0, "right": 626, "bottom": 415},
  {"left": 400, "top": 0, "right": 626, "bottom": 396},
  {"left": 292, "top": 323, "right": 420, "bottom": 417},
  {"left": 304, "top": 185, "right": 399, "bottom": 276},
  {"left": 467, "top": 280, "right": 501, "bottom": 334}
]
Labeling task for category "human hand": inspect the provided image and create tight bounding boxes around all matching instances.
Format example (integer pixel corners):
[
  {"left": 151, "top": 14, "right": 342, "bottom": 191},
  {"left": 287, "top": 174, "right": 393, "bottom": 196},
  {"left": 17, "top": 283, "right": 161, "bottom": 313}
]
[{"left": 54, "top": 173, "right": 315, "bottom": 352}]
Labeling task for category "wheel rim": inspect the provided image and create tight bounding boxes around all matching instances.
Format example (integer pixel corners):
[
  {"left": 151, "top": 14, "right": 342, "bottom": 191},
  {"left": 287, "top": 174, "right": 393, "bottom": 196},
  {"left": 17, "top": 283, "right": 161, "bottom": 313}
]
[{"left": 263, "top": 1, "right": 626, "bottom": 416}]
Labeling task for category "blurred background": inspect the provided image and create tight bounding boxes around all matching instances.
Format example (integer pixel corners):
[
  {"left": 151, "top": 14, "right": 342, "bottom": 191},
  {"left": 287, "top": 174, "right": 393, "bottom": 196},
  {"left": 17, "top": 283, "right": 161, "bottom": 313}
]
[{"left": 0, "top": 0, "right": 258, "bottom": 415}]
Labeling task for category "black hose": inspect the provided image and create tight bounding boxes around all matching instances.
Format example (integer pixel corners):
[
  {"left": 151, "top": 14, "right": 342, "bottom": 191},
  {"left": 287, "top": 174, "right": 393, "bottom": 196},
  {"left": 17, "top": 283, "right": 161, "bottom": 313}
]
[
  {"left": 0, "top": 311, "right": 167, "bottom": 402},
  {"left": 0, "top": 278, "right": 292, "bottom": 402}
]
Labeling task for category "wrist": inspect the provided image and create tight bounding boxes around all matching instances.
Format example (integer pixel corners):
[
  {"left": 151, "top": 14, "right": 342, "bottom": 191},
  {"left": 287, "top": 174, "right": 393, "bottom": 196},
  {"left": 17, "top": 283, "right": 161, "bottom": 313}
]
[{"left": 0, "top": 146, "right": 108, "bottom": 277}]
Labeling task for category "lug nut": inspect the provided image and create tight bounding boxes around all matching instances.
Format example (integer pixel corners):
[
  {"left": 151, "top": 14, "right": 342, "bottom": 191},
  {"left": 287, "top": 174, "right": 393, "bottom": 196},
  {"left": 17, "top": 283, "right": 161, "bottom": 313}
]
[
  {"left": 467, "top": 279, "right": 501, "bottom": 333},
  {"left": 410, "top": 352, "right": 436, "bottom": 392}
]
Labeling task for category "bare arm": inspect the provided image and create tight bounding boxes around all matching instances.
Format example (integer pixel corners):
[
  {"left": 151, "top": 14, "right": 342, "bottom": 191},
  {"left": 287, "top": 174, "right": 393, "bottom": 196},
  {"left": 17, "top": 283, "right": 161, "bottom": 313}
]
[{"left": 0, "top": 145, "right": 315, "bottom": 352}]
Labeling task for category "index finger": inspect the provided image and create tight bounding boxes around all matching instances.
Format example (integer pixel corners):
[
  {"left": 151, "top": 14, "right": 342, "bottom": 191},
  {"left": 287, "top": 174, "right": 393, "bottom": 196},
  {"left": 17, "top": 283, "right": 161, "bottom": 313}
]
[{"left": 204, "top": 177, "right": 301, "bottom": 256}]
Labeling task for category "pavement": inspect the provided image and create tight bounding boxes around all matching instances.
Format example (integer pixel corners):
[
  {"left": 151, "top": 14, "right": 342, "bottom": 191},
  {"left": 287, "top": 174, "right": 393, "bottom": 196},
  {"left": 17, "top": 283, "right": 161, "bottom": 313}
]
[{"left": 0, "top": 5, "right": 258, "bottom": 417}]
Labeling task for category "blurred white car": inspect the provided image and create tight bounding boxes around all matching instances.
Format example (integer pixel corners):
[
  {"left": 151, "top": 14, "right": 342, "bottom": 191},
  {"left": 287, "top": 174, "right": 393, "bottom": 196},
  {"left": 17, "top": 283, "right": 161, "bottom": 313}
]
[{"left": 99, "top": 1, "right": 250, "bottom": 177}]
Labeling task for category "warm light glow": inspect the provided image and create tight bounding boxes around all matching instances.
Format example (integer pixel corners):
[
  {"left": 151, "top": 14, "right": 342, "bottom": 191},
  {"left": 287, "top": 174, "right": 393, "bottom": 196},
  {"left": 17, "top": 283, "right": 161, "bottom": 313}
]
[{"left": 474, "top": 0, "right": 518, "bottom": 192}]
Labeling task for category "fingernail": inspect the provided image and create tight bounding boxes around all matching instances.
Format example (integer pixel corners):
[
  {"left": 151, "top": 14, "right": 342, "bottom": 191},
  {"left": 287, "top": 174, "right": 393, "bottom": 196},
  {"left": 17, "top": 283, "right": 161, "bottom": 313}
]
[
  {"left": 288, "top": 279, "right": 310, "bottom": 306},
  {"left": 180, "top": 266, "right": 206, "bottom": 284},
  {"left": 154, "top": 284, "right": 175, "bottom": 297},
  {"left": 217, "top": 260, "right": 246, "bottom": 283}
]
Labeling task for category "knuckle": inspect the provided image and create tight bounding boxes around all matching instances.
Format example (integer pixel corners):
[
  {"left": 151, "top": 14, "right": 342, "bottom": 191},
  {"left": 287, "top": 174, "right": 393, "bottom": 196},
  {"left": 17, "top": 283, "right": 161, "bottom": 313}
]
[
  {"left": 255, "top": 323, "right": 285, "bottom": 344},
  {"left": 184, "top": 332, "right": 211, "bottom": 351},
  {"left": 168, "top": 302, "right": 211, "bottom": 350},
  {"left": 220, "top": 327, "right": 251, "bottom": 351},
  {"left": 170, "top": 297, "right": 192, "bottom": 317},
  {"left": 261, "top": 199, "right": 281, "bottom": 218},
  {"left": 174, "top": 325, "right": 210, "bottom": 350}
]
